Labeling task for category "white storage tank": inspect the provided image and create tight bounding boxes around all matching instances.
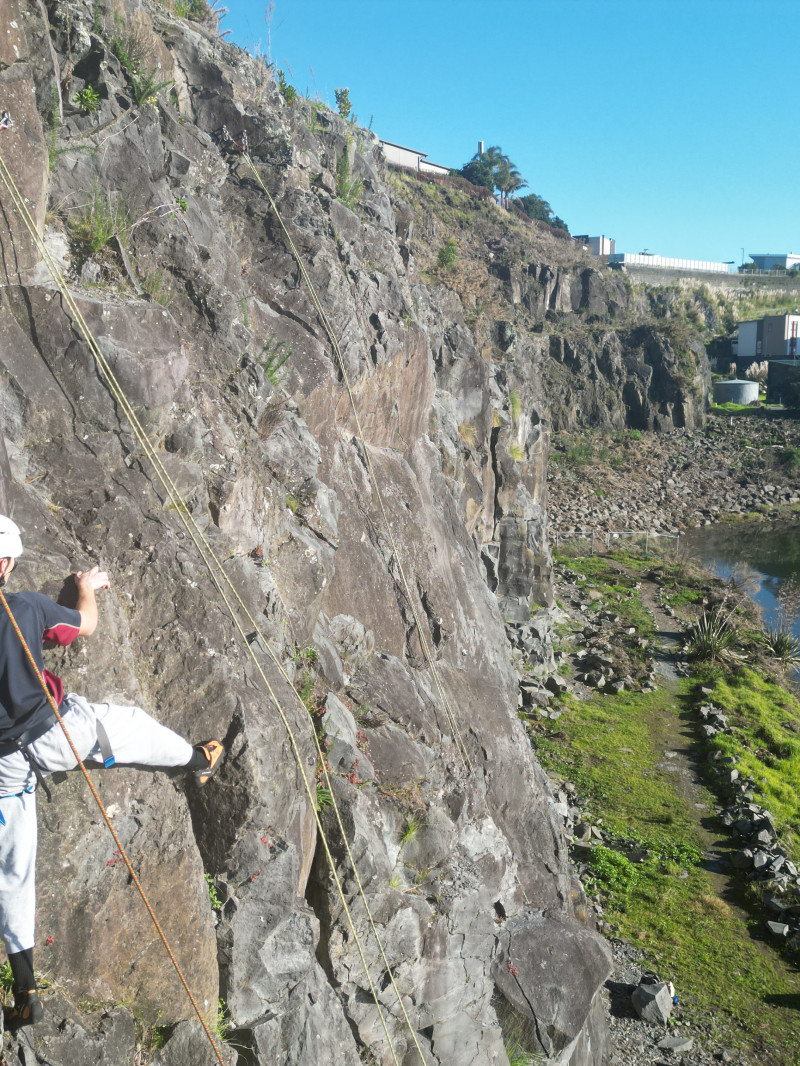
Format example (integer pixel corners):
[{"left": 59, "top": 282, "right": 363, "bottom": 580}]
[{"left": 713, "top": 379, "right": 759, "bottom": 405}]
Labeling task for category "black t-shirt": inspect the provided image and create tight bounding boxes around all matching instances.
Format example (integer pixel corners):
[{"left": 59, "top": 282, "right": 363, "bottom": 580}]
[{"left": 0, "top": 591, "right": 81, "bottom": 742}]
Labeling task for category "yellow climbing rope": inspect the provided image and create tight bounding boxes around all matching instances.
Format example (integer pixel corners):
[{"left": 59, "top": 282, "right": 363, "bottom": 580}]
[
  {"left": 0, "top": 151, "right": 424, "bottom": 1064},
  {"left": 238, "top": 145, "right": 478, "bottom": 779}
]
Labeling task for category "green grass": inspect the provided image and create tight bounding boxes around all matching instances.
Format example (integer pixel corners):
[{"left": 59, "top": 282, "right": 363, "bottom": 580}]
[
  {"left": 554, "top": 552, "right": 655, "bottom": 643},
  {"left": 532, "top": 684, "right": 800, "bottom": 1057},
  {"left": 710, "top": 402, "right": 762, "bottom": 416},
  {"left": 697, "top": 669, "right": 800, "bottom": 858}
]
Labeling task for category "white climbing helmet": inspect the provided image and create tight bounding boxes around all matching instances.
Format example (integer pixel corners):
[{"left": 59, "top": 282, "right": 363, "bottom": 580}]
[{"left": 0, "top": 515, "right": 23, "bottom": 559}]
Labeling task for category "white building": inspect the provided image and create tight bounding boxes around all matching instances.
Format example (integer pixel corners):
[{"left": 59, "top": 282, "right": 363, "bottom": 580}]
[
  {"left": 737, "top": 314, "right": 800, "bottom": 360},
  {"left": 747, "top": 253, "right": 800, "bottom": 271},
  {"left": 574, "top": 235, "right": 616, "bottom": 256},
  {"left": 378, "top": 140, "right": 450, "bottom": 178},
  {"left": 608, "top": 253, "right": 732, "bottom": 274}
]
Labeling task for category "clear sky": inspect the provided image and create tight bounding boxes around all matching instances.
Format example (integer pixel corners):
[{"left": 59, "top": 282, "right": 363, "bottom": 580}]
[{"left": 222, "top": 0, "right": 799, "bottom": 267}]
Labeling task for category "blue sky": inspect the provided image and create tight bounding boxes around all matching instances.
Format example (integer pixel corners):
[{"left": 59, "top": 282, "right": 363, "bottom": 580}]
[{"left": 222, "top": 1, "right": 799, "bottom": 266}]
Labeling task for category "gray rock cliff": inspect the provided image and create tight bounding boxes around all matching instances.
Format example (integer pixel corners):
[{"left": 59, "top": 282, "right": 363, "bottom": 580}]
[{"left": 0, "top": 2, "right": 708, "bottom": 1062}]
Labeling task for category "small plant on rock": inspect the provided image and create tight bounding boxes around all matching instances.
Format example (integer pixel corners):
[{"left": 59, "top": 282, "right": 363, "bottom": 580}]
[
  {"left": 74, "top": 85, "right": 101, "bottom": 114},
  {"left": 130, "top": 68, "right": 173, "bottom": 107},
  {"left": 68, "top": 184, "right": 131, "bottom": 255},
  {"left": 400, "top": 812, "right": 424, "bottom": 847},
  {"left": 258, "top": 334, "right": 292, "bottom": 387},
  {"left": 335, "top": 141, "right": 363, "bottom": 209},
  {"left": 204, "top": 872, "right": 222, "bottom": 911}
]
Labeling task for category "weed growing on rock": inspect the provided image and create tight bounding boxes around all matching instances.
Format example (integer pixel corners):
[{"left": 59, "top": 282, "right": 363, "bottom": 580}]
[
  {"left": 139, "top": 266, "right": 172, "bottom": 306},
  {"left": 315, "top": 784, "right": 332, "bottom": 810},
  {"left": 509, "top": 389, "right": 522, "bottom": 423},
  {"left": 212, "top": 998, "right": 233, "bottom": 1043},
  {"left": 400, "top": 812, "right": 424, "bottom": 847},
  {"left": 204, "top": 873, "right": 222, "bottom": 911},
  {"left": 68, "top": 184, "right": 131, "bottom": 255},
  {"left": 130, "top": 67, "right": 173, "bottom": 106},
  {"left": 74, "top": 85, "right": 101, "bottom": 114},
  {"left": 335, "top": 140, "right": 364, "bottom": 209},
  {"left": 458, "top": 421, "right": 477, "bottom": 448},
  {"left": 258, "top": 335, "right": 292, "bottom": 387}
]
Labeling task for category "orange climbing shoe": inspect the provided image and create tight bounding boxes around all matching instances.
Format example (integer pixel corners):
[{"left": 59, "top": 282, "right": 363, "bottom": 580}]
[
  {"left": 4, "top": 989, "right": 44, "bottom": 1029},
  {"left": 192, "top": 740, "right": 225, "bottom": 786}
]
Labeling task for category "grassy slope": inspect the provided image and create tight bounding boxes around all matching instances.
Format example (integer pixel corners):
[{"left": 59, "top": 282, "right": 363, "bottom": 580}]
[{"left": 538, "top": 553, "right": 800, "bottom": 1063}]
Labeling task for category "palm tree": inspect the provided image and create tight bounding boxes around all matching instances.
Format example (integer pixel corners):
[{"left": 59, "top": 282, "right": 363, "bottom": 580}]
[
  {"left": 459, "top": 145, "right": 527, "bottom": 207},
  {"left": 499, "top": 165, "right": 528, "bottom": 208}
]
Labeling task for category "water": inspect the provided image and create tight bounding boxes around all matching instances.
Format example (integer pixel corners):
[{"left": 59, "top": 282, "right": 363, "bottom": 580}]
[{"left": 682, "top": 520, "right": 800, "bottom": 675}]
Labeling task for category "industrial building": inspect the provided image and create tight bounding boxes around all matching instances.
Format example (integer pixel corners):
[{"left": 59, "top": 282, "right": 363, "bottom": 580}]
[
  {"left": 745, "top": 252, "right": 800, "bottom": 272},
  {"left": 736, "top": 313, "right": 800, "bottom": 362}
]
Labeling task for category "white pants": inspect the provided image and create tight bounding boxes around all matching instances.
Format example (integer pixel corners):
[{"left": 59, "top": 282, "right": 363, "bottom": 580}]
[{"left": 0, "top": 694, "right": 194, "bottom": 954}]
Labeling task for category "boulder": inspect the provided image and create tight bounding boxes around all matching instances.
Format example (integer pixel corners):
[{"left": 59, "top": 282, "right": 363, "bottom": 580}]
[{"left": 631, "top": 981, "right": 673, "bottom": 1024}]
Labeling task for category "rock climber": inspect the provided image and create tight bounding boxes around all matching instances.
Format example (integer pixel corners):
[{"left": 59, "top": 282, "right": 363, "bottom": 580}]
[{"left": 0, "top": 514, "right": 224, "bottom": 1028}]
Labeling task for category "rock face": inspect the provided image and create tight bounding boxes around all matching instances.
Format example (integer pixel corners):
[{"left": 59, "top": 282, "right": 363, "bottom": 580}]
[{"left": 0, "top": 2, "right": 714, "bottom": 1062}]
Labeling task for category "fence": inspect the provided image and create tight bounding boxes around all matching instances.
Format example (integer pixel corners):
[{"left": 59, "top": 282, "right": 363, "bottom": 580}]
[{"left": 553, "top": 529, "right": 681, "bottom": 558}]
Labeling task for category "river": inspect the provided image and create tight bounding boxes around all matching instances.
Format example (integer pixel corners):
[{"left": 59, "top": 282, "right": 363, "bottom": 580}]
[{"left": 682, "top": 519, "right": 800, "bottom": 674}]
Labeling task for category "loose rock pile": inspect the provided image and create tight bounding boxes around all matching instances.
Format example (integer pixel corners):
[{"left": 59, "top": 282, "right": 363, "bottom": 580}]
[
  {"left": 548, "top": 419, "right": 800, "bottom": 535},
  {"left": 698, "top": 695, "right": 800, "bottom": 950}
]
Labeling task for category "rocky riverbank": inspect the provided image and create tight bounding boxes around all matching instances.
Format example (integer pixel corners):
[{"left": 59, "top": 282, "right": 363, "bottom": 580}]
[
  {"left": 535, "top": 556, "right": 800, "bottom": 1066},
  {"left": 547, "top": 415, "right": 800, "bottom": 536}
]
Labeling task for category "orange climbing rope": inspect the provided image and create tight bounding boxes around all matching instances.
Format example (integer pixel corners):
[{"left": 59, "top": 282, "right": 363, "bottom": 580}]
[{"left": 0, "top": 587, "right": 228, "bottom": 1066}]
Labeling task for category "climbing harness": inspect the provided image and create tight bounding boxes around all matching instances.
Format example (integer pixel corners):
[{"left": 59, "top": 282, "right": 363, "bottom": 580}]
[{"left": 0, "top": 708, "right": 59, "bottom": 802}]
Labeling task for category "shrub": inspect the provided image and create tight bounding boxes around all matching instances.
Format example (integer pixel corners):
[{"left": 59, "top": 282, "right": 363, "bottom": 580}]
[
  {"left": 687, "top": 607, "right": 737, "bottom": 663},
  {"left": 565, "top": 440, "right": 593, "bottom": 466},
  {"left": 437, "top": 238, "right": 457, "bottom": 270},
  {"left": 334, "top": 86, "right": 351, "bottom": 119},
  {"left": 759, "top": 627, "right": 800, "bottom": 667},
  {"left": 276, "top": 69, "right": 297, "bottom": 105}
]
